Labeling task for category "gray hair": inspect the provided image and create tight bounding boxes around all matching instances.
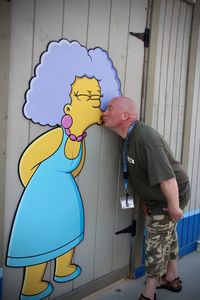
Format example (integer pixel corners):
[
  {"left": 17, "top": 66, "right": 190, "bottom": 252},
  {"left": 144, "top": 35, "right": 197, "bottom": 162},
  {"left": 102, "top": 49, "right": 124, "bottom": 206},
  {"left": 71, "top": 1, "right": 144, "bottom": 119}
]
[{"left": 24, "top": 39, "right": 122, "bottom": 126}]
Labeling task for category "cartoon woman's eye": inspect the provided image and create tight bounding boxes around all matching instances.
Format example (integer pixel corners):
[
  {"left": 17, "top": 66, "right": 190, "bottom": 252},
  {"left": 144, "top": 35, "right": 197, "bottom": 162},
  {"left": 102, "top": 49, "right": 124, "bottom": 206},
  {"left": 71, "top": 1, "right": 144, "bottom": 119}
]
[
  {"left": 76, "top": 94, "right": 90, "bottom": 101},
  {"left": 74, "top": 94, "right": 103, "bottom": 101}
]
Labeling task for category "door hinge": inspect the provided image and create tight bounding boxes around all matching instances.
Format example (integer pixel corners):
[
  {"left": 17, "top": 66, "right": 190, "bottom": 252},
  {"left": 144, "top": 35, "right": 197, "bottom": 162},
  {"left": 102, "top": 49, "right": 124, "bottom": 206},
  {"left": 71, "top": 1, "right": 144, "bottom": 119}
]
[
  {"left": 129, "top": 27, "right": 150, "bottom": 48},
  {"left": 115, "top": 220, "right": 136, "bottom": 237}
]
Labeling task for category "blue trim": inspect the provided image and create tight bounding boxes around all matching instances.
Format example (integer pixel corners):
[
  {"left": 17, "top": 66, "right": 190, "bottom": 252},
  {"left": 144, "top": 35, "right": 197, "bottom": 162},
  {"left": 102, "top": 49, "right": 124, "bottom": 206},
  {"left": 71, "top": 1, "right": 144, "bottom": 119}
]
[
  {"left": 20, "top": 282, "right": 53, "bottom": 299},
  {"left": 54, "top": 265, "right": 81, "bottom": 282},
  {"left": 179, "top": 241, "right": 197, "bottom": 257},
  {"left": 184, "top": 208, "right": 200, "bottom": 218},
  {"left": 134, "top": 265, "right": 145, "bottom": 279},
  {"left": 0, "top": 279, "right": 2, "bottom": 300},
  {"left": 133, "top": 210, "right": 200, "bottom": 279},
  {"left": 178, "top": 210, "right": 200, "bottom": 255},
  {"left": 7, "top": 233, "right": 84, "bottom": 267},
  {"left": 0, "top": 268, "right": 3, "bottom": 300}
]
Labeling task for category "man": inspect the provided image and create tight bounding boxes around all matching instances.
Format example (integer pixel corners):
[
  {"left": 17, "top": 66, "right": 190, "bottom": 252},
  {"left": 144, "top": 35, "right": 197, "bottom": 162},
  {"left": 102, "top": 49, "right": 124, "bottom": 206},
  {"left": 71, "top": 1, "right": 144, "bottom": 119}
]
[{"left": 103, "top": 96, "right": 191, "bottom": 300}]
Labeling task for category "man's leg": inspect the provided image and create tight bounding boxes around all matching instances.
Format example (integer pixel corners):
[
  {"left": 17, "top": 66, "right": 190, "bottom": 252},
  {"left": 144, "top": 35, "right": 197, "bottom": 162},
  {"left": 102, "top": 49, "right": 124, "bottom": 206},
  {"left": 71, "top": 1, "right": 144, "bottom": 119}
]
[
  {"left": 165, "top": 259, "right": 178, "bottom": 281},
  {"left": 142, "top": 277, "right": 156, "bottom": 300},
  {"left": 166, "top": 225, "right": 179, "bottom": 280},
  {"left": 140, "top": 216, "right": 166, "bottom": 300},
  {"left": 157, "top": 223, "right": 182, "bottom": 292}
]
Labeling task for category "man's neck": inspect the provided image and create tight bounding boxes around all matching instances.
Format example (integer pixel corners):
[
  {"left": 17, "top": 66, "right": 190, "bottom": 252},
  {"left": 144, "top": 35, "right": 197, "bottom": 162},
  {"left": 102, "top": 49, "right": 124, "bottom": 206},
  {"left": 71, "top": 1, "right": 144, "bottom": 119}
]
[{"left": 115, "top": 118, "right": 138, "bottom": 139}]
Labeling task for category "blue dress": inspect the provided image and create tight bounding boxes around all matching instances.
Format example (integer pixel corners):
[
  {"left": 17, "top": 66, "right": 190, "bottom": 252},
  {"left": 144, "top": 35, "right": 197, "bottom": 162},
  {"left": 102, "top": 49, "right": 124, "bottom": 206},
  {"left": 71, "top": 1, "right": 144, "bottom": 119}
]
[{"left": 7, "top": 128, "right": 84, "bottom": 267}]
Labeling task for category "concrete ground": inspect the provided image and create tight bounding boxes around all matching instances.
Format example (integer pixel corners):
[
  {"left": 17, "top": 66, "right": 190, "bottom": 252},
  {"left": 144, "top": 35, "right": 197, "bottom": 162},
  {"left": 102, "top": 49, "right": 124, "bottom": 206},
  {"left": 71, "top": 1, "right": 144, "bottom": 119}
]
[{"left": 83, "top": 251, "right": 200, "bottom": 300}]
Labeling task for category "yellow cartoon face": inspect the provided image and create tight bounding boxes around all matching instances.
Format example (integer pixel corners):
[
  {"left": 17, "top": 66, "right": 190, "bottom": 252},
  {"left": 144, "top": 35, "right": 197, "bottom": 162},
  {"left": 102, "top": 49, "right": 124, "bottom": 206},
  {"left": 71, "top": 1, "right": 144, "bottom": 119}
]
[{"left": 64, "top": 76, "right": 103, "bottom": 129}]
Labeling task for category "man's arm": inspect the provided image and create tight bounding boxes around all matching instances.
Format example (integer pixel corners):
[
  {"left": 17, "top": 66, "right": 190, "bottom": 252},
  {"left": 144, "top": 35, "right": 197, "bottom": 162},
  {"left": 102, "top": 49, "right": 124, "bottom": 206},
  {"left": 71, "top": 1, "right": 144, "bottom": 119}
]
[{"left": 160, "top": 177, "right": 183, "bottom": 221}]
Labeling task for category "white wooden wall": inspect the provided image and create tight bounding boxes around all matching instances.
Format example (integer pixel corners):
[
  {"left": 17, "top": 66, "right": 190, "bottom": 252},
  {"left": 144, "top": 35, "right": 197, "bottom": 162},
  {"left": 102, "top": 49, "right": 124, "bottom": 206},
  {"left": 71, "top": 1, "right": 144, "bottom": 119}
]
[
  {"left": 151, "top": 0, "right": 192, "bottom": 161},
  {"left": 150, "top": 0, "right": 200, "bottom": 240},
  {"left": 0, "top": 0, "right": 10, "bottom": 270},
  {"left": 187, "top": 22, "right": 200, "bottom": 213},
  {"left": 2, "top": 0, "right": 147, "bottom": 299}
]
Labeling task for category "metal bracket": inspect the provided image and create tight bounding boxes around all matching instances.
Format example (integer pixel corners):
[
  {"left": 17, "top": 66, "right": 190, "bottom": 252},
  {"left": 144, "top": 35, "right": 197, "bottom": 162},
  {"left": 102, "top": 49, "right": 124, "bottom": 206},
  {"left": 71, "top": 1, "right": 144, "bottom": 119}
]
[
  {"left": 182, "top": 0, "right": 195, "bottom": 4},
  {"left": 129, "top": 28, "right": 150, "bottom": 48},
  {"left": 115, "top": 220, "right": 136, "bottom": 237}
]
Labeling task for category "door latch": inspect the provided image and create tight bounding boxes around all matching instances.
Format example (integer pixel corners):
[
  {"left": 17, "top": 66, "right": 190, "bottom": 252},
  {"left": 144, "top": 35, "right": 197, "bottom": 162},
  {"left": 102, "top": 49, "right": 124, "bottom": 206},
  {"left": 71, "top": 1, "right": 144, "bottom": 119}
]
[{"left": 129, "top": 27, "right": 150, "bottom": 48}]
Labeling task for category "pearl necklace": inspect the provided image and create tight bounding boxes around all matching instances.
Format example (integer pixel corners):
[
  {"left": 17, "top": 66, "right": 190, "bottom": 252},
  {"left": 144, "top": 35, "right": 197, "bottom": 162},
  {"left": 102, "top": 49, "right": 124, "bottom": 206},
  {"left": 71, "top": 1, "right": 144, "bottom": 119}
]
[{"left": 61, "top": 115, "right": 87, "bottom": 142}]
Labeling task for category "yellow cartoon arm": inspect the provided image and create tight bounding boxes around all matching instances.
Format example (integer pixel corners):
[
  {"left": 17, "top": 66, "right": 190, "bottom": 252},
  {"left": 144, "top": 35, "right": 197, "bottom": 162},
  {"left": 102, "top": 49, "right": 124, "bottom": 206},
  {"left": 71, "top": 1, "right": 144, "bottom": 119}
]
[
  {"left": 72, "top": 140, "right": 86, "bottom": 178},
  {"left": 19, "top": 127, "right": 63, "bottom": 187}
]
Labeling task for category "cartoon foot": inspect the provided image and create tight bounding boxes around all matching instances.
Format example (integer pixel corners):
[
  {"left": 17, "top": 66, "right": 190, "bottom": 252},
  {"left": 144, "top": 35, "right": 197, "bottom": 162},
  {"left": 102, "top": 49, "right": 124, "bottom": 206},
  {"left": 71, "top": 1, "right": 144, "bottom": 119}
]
[
  {"left": 20, "top": 282, "right": 53, "bottom": 299},
  {"left": 54, "top": 265, "right": 81, "bottom": 282}
]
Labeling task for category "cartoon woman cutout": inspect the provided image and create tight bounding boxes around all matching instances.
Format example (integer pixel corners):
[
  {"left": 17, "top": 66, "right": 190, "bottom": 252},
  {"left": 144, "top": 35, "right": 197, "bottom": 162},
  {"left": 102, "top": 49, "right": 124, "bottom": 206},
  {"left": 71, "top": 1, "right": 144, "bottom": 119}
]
[{"left": 6, "top": 39, "right": 121, "bottom": 299}]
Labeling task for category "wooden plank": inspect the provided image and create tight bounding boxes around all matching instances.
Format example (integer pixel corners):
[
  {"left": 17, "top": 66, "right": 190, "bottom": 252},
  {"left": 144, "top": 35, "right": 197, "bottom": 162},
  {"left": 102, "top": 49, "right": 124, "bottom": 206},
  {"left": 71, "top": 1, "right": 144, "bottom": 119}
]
[
  {"left": 125, "top": 0, "right": 148, "bottom": 109},
  {"left": 74, "top": 126, "right": 104, "bottom": 284},
  {"left": 87, "top": 0, "right": 111, "bottom": 49},
  {"left": 113, "top": 0, "right": 148, "bottom": 272},
  {"left": 187, "top": 26, "right": 200, "bottom": 180},
  {"left": 190, "top": 143, "right": 200, "bottom": 212},
  {"left": 188, "top": 36, "right": 200, "bottom": 216},
  {"left": 157, "top": 0, "right": 174, "bottom": 136},
  {"left": 62, "top": 0, "right": 89, "bottom": 208},
  {"left": 183, "top": 13, "right": 200, "bottom": 220},
  {"left": 63, "top": 0, "right": 91, "bottom": 287},
  {"left": 152, "top": 0, "right": 166, "bottom": 129},
  {"left": 163, "top": 0, "right": 181, "bottom": 139},
  {"left": 192, "top": 55, "right": 200, "bottom": 213},
  {"left": 93, "top": 131, "right": 121, "bottom": 278},
  {"left": 29, "top": 0, "right": 64, "bottom": 142},
  {"left": 178, "top": 4, "right": 192, "bottom": 110},
  {"left": 195, "top": 142, "right": 200, "bottom": 211},
  {"left": 26, "top": 1, "right": 73, "bottom": 298},
  {"left": 3, "top": 1, "right": 35, "bottom": 299},
  {"left": 182, "top": 0, "right": 200, "bottom": 171},
  {"left": 145, "top": 0, "right": 161, "bottom": 127},
  {"left": 62, "top": 2, "right": 89, "bottom": 211},
  {"left": 73, "top": 0, "right": 112, "bottom": 287},
  {"left": 63, "top": 0, "right": 89, "bottom": 44},
  {"left": 169, "top": 1, "right": 187, "bottom": 156},
  {"left": 192, "top": 105, "right": 200, "bottom": 211},
  {"left": 175, "top": 3, "right": 192, "bottom": 160},
  {"left": 0, "top": 0, "right": 10, "bottom": 269},
  {"left": 92, "top": 0, "right": 131, "bottom": 279},
  {"left": 108, "top": 0, "right": 132, "bottom": 90}
]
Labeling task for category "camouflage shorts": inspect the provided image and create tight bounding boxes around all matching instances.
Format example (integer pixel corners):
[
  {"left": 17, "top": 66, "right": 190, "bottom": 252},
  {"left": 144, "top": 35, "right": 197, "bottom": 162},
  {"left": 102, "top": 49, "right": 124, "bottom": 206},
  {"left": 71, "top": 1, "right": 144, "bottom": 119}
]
[{"left": 145, "top": 215, "right": 178, "bottom": 278}]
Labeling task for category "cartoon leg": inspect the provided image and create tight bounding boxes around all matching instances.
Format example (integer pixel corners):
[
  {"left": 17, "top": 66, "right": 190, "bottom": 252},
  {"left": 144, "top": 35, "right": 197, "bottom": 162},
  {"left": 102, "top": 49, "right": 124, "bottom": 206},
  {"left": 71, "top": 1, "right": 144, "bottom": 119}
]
[
  {"left": 54, "top": 248, "right": 81, "bottom": 282},
  {"left": 20, "top": 263, "right": 53, "bottom": 300}
]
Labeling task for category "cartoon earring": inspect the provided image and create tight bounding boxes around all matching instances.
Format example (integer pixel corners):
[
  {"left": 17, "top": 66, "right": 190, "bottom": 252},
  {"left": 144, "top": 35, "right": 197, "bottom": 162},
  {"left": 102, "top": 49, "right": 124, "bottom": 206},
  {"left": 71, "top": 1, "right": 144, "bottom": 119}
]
[{"left": 61, "top": 115, "right": 87, "bottom": 142}]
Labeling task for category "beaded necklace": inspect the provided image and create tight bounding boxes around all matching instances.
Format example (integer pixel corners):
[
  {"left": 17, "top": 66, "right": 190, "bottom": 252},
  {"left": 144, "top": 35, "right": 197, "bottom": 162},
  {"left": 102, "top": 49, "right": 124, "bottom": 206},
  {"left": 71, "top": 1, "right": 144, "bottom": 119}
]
[{"left": 61, "top": 115, "right": 87, "bottom": 142}]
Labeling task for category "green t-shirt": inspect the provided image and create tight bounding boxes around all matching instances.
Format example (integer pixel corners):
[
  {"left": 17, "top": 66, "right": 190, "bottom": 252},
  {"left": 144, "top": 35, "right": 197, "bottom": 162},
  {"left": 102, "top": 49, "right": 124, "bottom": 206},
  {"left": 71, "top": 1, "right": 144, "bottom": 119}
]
[{"left": 127, "top": 122, "right": 190, "bottom": 214}]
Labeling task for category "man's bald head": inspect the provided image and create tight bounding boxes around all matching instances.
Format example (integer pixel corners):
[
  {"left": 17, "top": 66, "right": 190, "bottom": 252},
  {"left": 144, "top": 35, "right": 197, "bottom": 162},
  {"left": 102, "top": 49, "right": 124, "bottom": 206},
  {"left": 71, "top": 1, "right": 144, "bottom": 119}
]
[
  {"left": 110, "top": 96, "right": 138, "bottom": 119},
  {"left": 103, "top": 96, "right": 139, "bottom": 138}
]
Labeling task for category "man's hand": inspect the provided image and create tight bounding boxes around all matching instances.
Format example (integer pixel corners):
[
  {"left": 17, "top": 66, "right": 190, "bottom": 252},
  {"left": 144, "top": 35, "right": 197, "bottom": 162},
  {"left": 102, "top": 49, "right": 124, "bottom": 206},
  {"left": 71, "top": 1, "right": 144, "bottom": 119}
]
[
  {"left": 142, "top": 201, "right": 151, "bottom": 216},
  {"left": 163, "top": 207, "right": 183, "bottom": 221},
  {"left": 160, "top": 178, "right": 183, "bottom": 221}
]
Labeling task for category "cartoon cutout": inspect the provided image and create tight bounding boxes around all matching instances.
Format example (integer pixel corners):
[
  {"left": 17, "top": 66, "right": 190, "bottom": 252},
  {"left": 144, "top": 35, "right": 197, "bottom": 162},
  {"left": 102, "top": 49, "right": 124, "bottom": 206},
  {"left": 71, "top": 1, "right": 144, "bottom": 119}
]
[{"left": 6, "top": 39, "right": 121, "bottom": 299}]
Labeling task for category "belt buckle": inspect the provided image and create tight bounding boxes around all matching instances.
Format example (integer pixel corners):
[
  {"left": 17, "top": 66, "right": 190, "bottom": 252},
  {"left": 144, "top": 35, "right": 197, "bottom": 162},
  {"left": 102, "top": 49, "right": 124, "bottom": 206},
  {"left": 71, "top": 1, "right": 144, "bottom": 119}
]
[{"left": 152, "top": 215, "right": 165, "bottom": 221}]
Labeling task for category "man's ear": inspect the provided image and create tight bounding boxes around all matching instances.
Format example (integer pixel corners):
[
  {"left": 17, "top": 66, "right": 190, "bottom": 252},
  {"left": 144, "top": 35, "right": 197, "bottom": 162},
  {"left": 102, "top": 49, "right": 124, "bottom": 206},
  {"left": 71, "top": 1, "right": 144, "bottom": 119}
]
[{"left": 121, "top": 112, "right": 129, "bottom": 120}]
